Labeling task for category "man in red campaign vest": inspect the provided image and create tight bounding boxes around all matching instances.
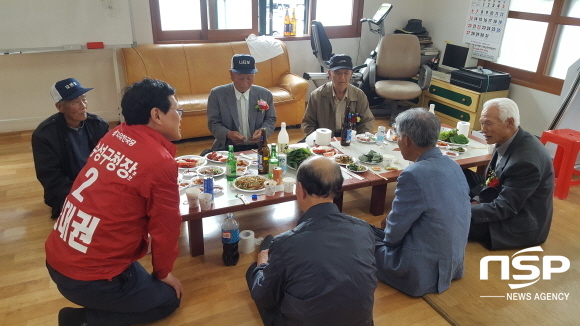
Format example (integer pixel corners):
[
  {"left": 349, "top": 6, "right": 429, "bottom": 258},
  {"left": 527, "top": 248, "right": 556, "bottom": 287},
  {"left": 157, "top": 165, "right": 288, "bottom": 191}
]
[{"left": 45, "top": 78, "right": 184, "bottom": 326}]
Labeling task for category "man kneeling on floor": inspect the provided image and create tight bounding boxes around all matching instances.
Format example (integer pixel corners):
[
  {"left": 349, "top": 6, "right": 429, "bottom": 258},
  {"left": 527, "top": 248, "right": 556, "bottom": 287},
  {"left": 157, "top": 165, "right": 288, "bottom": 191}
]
[
  {"left": 374, "top": 108, "right": 471, "bottom": 297},
  {"left": 246, "top": 156, "right": 377, "bottom": 326}
]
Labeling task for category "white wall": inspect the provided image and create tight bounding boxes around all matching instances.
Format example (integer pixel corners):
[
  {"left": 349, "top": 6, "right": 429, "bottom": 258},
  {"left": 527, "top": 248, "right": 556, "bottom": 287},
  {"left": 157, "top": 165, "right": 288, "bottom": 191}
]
[
  {"left": 420, "top": 0, "right": 560, "bottom": 135},
  {"left": 357, "top": 0, "right": 424, "bottom": 66},
  {"left": 0, "top": 0, "right": 563, "bottom": 136}
]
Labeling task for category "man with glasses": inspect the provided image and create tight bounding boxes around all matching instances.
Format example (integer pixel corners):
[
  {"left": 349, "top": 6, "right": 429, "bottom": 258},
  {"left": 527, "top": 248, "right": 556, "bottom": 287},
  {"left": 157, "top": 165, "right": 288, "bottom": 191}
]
[
  {"left": 32, "top": 78, "right": 109, "bottom": 219},
  {"left": 206, "top": 54, "right": 276, "bottom": 152},
  {"left": 301, "top": 54, "right": 374, "bottom": 137}
]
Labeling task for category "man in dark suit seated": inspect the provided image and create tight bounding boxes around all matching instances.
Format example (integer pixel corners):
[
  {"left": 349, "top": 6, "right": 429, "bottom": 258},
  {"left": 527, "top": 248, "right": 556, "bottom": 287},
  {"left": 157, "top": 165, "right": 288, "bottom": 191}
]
[
  {"left": 374, "top": 108, "right": 471, "bottom": 297},
  {"left": 465, "top": 98, "right": 555, "bottom": 250},
  {"left": 206, "top": 54, "right": 276, "bottom": 152},
  {"left": 246, "top": 156, "right": 377, "bottom": 326},
  {"left": 32, "top": 78, "right": 109, "bottom": 219}
]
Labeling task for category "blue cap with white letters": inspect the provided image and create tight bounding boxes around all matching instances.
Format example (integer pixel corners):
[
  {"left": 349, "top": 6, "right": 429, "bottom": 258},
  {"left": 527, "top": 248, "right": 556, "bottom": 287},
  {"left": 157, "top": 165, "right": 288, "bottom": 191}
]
[{"left": 231, "top": 54, "right": 258, "bottom": 74}]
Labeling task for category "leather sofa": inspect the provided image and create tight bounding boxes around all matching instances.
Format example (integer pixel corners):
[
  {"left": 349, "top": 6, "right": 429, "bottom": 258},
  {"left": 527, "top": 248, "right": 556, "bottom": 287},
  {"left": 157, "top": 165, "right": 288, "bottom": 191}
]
[{"left": 121, "top": 41, "right": 308, "bottom": 139}]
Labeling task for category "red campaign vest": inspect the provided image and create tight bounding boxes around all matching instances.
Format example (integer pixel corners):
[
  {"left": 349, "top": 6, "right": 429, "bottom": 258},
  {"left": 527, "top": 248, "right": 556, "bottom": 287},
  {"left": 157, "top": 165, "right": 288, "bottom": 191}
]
[{"left": 45, "top": 123, "right": 181, "bottom": 281}]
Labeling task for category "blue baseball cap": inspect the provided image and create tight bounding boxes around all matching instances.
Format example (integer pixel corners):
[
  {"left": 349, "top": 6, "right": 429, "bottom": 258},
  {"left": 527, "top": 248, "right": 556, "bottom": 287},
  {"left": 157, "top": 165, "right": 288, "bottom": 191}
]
[
  {"left": 231, "top": 54, "right": 258, "bottom": 74},
  {"left": 50, "top": 78, "right": 93, "bottom": 102}
]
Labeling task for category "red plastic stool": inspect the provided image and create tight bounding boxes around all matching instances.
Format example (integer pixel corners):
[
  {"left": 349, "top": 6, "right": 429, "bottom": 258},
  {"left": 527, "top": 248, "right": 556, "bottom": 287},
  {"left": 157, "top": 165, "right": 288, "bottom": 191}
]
[{"left": 540, "top": 129, "right": 580, "bottom": 200}]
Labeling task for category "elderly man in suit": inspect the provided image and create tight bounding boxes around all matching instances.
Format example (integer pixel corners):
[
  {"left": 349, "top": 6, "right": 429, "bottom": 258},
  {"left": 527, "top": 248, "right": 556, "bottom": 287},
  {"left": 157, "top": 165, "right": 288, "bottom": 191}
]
[
  {"left": 374, "top": 108, "right": 471, "bottom": 297},
  {"left": 465, "top": 98, "right": 554, "bottom": 250},
  {"left": 206, "top": 54, "right": 276, "bottom": 152}
]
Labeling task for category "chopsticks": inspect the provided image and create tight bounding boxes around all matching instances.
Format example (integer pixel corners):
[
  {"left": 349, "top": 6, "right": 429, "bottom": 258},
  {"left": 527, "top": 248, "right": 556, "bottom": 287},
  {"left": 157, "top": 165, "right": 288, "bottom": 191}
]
[{"left": 340, "top": 166, "right": 364, "bottom": 180}]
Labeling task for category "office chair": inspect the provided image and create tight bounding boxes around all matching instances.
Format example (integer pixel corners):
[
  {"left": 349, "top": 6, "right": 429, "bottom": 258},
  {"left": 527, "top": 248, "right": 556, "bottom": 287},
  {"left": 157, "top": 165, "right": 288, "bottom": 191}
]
[
  {"left": 311, "top": 20, "right": 333, "bottom": 71},
  {"left": 369, "top": 34, "right": 432, "bottom": 115},
  {"left": 304, "top": 20, "right": 366, "bottom": 88}
]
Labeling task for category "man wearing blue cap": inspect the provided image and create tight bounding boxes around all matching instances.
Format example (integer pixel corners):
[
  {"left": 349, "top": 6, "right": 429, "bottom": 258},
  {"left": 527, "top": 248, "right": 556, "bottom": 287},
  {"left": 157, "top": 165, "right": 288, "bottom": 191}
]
[
  {"left": 302, "top": 54, "right": 374, "bottom": 137},
  {"left": 207, "top": 54, "right": 276, "bottom": 152},
  {"left": 32, "top": 78, "right": 109, "bottom": 219}
]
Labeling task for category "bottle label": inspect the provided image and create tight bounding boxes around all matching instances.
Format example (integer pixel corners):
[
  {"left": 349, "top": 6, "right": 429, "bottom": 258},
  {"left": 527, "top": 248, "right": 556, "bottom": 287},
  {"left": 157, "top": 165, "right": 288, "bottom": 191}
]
[
  {"left": 278, "top": 143, "right": 288, "bottom": 154},
  {"left": 345, "top": 130, "right": 352, "bottom": 143},
  {"left": 222, "top": 229, "right": 240, "bottom": 244}
]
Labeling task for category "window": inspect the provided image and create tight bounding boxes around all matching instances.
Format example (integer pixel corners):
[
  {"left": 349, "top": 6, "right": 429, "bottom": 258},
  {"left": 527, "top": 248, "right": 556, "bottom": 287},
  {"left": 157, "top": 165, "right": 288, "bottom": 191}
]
[
  {"left": 150, "top": 0, "right": 364, "bottom": 43},
  {"left": 480, "top": 0, "right": 580, "bottom": 95},
  {"left": 150, "top": 0, "right": 258, "bottom": 42}
]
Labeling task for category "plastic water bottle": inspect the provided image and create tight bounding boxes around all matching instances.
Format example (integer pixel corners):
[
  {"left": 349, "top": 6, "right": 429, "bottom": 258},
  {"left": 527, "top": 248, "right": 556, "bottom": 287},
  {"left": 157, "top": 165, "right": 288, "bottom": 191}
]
[
  {"left": 221, "top": 213, "right": 239, "bottom": 266},
  {"left": 376, "top": 126, "right": 386, "bottom": 144}
]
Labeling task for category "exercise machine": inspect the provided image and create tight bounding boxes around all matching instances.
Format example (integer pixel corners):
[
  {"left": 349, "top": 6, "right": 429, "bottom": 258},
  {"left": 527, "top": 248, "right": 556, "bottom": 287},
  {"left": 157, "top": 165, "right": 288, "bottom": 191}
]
[{"left": 303, "top": 3, "right": 393, "bottom": 102}]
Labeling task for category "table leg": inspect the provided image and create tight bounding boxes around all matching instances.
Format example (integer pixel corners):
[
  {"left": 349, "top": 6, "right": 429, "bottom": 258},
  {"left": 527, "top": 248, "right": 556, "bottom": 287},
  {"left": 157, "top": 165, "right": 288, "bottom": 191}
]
[
  {"left": 187, "top": 219, "right": 204, "bottom": 257},
  {"left": 370, "top": 184, "right": 387, "bottom": 216},
  {"left": 333, "top": 192, "right": 344, "bottom": 211}
]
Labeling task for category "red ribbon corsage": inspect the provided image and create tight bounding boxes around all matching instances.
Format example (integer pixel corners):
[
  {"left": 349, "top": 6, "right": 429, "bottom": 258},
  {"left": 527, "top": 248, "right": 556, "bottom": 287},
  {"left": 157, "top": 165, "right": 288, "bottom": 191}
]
[
  {"left": 255, "top": 99, "right": 269, "bottom": 112},
  {"left": 485, "top": 171, "right": 500, "bottom": 188}
]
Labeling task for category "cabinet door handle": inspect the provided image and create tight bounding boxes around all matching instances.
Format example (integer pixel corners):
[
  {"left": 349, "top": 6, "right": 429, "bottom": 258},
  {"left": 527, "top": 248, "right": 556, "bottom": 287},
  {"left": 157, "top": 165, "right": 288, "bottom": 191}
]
[
  {"left": 460, "top": 115, "right": 465, "bottom": 119},
  {"left": 461, "top": 98, "right": 466, "bottom": 102}
]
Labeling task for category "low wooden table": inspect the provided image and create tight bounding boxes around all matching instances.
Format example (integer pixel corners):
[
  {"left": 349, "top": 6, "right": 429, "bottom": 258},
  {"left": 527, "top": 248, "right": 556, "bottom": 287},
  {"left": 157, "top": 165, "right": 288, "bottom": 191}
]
[
  {"left": 180, "top": 150, "right": 384, "bottom": 256},
  {"left": 180, "top": 133, "right": 490, "bottom": 257},
  {"left": 333, "top": 131, "right": 491, "bottom": 217}
]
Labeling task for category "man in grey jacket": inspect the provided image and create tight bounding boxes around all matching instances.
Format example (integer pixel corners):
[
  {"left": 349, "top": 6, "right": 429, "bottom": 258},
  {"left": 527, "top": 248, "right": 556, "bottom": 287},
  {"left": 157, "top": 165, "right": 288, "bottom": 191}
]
[
  {"left": 374, "top": 108, "right": 471, "bottom": 297},
  {"left": 207, "top": 54, "right": 276, "bottom": 151},
  {"left": 301, "top": 54, "right": 374, "bottom": 137},
  {"left": 247, "top": 156, "right": 377, "bottom": 326}
]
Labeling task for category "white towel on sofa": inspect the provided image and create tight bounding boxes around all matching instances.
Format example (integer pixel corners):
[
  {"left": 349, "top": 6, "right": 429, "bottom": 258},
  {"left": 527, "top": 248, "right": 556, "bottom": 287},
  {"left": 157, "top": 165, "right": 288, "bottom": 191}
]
[{"left": 245, "top": 34, "right": 284, "bottom": 63}]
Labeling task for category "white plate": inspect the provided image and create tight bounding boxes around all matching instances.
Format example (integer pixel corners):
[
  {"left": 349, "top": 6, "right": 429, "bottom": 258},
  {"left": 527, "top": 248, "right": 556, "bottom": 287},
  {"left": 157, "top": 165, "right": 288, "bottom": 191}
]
[
  {"left": 436, "top": 141, "right": 449, "bottom": 149},
  {"left": 190, "top": 176, "right": 205, "bottom": 186},
  {"left": 236, "top": 158, "right": 252, "bottom": 168},
  {"left": 190, "top": 184, "right": 224, "bottom": 194},
  {"left": 310, "top": 145, "right": 336, "bottom": 156},
  {"left": 446, "top": 146, "right": 467, "bottom": 154},
  {"left": 384, "top": 129, "right": 398, "bottom": 143},
  {"left": 197, "top": 165, "right": 226, "bottom": 177},
  {"left": 204, "top": 151, "right": 228, "bottom": 163},
  {"left": 178, "top": 179, "right": 193, "bottom": 193},
  {"left": 355, "top": 133, "right": 376, "bottom": 143},
  {"left": 175, "top": 155, "right": 207, "bottom": 171},
  {"left": 180, "top": 169, "right": 198, "bottom": 179},
  {"left": 333, "top": 154, "right": 357, "bottom": 165},
  {"left": 233, "top": 175, "right": 268, "bottom": 192},
  {"left": 346, "top": 164, "right": 368, "bottom": 173},
  {"left": 443, "top": 151, "right": 460, "bottom": 158}
]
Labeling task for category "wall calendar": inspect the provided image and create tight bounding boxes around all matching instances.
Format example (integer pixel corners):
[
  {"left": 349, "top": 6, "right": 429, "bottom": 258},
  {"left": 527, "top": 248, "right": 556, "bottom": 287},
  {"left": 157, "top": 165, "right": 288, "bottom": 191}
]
[{"left": 463, "top": 0, "right": 511, "bottom": 62}]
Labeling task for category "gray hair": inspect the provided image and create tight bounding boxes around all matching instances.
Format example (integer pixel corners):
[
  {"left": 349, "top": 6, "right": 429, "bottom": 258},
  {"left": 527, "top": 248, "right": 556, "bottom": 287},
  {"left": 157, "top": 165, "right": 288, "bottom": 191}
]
[
  {"left": 394, "top": 108, "right": 440, "bottom": 148},
  {"left": 483, "top": 98, "right": 520, "bottom": 128}
]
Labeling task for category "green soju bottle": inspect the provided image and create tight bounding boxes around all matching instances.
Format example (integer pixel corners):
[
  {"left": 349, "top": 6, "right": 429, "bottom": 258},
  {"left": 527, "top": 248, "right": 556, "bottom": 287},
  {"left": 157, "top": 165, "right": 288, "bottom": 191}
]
[
  {"left": 268, "top": 144, "right": 279, "bottom": 179},
  {"left": 226, "top": 145, "right": 237, "bottom": 182}
]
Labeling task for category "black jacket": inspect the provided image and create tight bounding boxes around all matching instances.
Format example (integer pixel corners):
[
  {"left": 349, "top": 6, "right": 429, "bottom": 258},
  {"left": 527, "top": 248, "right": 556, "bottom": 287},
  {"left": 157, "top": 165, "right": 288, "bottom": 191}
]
[
  {"left": 471, "top": 128, "right": 554, "bottom": 250},
  {"left": 247, "top": 203, "right": 377, "bottom": 326},
  {"left": 32, "top": 112, "right": 109, "bottom": 208}
]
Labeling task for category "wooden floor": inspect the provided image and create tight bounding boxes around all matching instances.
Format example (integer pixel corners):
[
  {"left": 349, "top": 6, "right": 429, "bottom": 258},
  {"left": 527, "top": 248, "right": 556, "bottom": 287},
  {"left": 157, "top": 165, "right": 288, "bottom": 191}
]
[{"left": 1, "top": 116, "right": 578, "bottom": 325}]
